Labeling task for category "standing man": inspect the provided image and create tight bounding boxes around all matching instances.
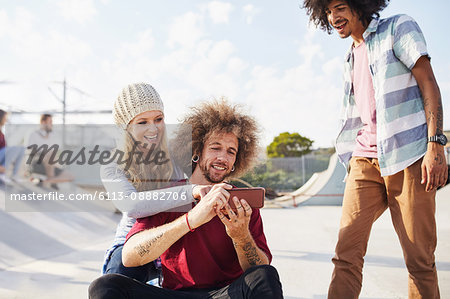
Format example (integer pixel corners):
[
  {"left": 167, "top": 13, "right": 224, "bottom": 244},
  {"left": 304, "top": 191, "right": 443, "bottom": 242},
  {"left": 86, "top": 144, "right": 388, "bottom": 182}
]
[
  {"left": 89, "top": 100, "right": 283, "bottom": 299},
  {"left": 303, "top": 1, "right": 447, "bottom": 298}
]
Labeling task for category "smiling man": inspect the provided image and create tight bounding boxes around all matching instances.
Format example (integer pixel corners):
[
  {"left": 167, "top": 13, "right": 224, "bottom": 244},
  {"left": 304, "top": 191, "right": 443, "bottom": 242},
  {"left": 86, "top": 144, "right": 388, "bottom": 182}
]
[
  {"left": 89, "top": 100, "right": 283, "bottom": 299},
  {"left": 303, "top": 0, "right": 446, "bottom": 298}
]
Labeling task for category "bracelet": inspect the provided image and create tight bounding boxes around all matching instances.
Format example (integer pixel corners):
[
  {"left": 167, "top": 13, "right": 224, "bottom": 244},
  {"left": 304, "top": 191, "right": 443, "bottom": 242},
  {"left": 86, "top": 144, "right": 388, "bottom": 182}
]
[{"left": 185, "top": 212, "right": 195, "bottom": 232}]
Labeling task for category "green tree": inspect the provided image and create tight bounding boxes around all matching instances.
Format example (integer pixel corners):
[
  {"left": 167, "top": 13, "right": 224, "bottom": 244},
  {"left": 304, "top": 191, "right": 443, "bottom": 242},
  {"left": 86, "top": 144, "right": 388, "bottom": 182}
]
[{"left": 266, "top": 132, "right": 313, "bottom": 158}]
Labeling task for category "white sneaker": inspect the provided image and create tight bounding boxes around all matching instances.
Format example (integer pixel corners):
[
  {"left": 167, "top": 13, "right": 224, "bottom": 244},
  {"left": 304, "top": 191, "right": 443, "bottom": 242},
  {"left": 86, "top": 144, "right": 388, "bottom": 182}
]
[
  {"left": 0, "top": 174, "right": 13, "bottom": 185},
  {"left": 11, "top": 176, "right": 26, "bottom": 183}
]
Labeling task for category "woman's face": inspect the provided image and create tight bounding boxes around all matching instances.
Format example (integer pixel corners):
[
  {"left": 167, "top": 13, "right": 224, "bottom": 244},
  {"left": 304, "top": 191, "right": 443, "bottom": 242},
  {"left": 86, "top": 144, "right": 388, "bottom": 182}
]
[{"left": 128, "top": 110, "right": 165, "bottom": 150}]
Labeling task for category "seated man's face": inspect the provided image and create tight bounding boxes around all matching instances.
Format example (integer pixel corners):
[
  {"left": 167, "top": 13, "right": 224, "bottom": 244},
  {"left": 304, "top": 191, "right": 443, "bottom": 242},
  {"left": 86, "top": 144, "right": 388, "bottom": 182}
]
[
  {"left": 41, "top": 117, "right": 53, "bottom": 133},
  {"left": 0, "top": 114, "right": 8, "bottom": 126},
  {"left": 198, "top": 131, "right": 238, "bottom": 183}
]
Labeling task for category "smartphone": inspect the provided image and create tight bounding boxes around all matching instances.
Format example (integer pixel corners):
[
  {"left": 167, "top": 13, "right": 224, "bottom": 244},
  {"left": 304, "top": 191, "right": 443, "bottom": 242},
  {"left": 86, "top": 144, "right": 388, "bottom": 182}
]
[{"left": 227, "top": 187, "right": 265, "bottom": 211}]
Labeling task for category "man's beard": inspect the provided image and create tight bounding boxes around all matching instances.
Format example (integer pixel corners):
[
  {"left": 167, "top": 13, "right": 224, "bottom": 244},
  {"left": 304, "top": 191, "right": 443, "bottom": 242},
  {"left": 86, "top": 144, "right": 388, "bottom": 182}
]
[{"left": 199, "top": 162, "right": 231, "bottom": 183}]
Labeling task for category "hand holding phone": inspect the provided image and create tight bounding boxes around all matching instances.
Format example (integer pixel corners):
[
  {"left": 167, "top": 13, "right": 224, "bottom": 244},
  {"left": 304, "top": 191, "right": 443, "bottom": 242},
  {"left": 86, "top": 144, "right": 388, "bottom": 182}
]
[{"left": 227, "top": 187, "right": 265, "bottom": 211}]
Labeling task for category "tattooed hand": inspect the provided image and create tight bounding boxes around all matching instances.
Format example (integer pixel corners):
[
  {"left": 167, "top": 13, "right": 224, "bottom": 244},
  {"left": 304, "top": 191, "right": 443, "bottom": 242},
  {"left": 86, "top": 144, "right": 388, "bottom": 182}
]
[
  {"left": 216, "top": 198, "right": 268, "bottom": 269},
  {"left": 421, "top": 143, "right": 448, "bottom": 191},
  {"left": 216, "top": 197, "right": 252, "bottom": 241}
]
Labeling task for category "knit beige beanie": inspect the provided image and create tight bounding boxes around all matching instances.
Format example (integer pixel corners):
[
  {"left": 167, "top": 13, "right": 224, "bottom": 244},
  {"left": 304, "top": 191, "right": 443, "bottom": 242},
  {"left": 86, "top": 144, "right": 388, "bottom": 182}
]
[{"left": 113, "top": 83, "right": 164, "bottom": 126}]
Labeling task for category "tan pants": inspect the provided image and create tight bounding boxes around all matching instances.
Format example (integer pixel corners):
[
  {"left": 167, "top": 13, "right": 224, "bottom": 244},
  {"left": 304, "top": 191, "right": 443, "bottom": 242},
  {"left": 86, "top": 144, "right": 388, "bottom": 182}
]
[{"left": 328, "top": 157, "right": 439, "bottom": 299}]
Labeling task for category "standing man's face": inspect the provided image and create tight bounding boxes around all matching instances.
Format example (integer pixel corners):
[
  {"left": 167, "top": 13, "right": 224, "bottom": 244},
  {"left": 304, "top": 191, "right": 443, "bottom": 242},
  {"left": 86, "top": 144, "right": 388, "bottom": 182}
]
[
  {"left": 325, "top": 0, "right": 364, "bottom": 39},
  {"left": 198, "top": 131, "right": 238, "bottom": 183}
]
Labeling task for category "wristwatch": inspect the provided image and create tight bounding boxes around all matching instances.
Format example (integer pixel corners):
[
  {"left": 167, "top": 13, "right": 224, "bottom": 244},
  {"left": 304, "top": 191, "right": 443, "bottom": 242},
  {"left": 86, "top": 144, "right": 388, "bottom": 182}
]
[{"left": 428, "top": 134, "right": 448, "bottom": 146}]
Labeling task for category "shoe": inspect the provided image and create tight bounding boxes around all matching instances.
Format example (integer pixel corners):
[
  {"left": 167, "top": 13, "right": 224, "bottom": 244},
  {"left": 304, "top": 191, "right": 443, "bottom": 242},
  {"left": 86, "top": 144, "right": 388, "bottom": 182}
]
[
  {"left": 0, "top": 174, "right": 13, "bottom": 185},
  {"left": 50, "top": 184, "right": 59, "bottom": 190},
  {"left": 11, "top": 176, "right": 26, "bottom": 183}
]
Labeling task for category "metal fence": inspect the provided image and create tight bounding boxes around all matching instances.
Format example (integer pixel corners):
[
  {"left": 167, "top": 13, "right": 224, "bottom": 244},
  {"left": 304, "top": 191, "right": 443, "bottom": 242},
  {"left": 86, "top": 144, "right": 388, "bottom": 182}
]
[{"left": 234, "top": 152, "right": 334, "bottom": 194}]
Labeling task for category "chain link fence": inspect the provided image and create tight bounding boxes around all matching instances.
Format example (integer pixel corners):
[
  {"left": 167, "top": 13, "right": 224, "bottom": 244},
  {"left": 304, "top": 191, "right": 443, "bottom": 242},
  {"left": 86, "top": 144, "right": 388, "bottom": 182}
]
[{"left": 233, "top": 150, "right": 335, "bottom": 197}]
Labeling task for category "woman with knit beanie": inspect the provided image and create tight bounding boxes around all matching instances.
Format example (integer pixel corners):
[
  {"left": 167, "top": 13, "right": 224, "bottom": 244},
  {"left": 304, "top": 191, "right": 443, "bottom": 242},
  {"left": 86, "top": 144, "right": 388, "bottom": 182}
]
[{"left": 101, "top": 83, "right": 209, "bottom": 283}]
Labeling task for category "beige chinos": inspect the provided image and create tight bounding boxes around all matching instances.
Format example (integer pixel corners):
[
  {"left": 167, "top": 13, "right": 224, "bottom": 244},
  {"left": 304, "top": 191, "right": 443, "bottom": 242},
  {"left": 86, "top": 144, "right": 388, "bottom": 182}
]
[{"left": 328, "top": 156, "right": 439, "bottom": 299}]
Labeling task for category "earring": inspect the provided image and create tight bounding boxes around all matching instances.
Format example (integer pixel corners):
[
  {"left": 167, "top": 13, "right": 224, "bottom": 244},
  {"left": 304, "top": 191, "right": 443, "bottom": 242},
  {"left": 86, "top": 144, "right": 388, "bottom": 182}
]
[
  {"left": 192, "top": 155, "right": 199, "bottom": 163},
  {"left": 231, "top": 165, "right": 235, "bottom": 172}
]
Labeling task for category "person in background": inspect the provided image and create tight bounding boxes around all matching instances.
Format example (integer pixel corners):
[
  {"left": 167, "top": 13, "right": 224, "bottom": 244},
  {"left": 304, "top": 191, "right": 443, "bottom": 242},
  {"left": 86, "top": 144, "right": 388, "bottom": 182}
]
[
  {"left": 0, "top": 109, "right": 25, "bottom": 184},
  {"left": 27, "top": 114, "right": 74, "bottom": 189}
]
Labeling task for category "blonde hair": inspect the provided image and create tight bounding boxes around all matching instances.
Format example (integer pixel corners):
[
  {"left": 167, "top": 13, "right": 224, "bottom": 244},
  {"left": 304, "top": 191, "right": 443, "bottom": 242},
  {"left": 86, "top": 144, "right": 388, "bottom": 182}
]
[{"left": 117, "top": 125, "right": 174, "bottom": 191}]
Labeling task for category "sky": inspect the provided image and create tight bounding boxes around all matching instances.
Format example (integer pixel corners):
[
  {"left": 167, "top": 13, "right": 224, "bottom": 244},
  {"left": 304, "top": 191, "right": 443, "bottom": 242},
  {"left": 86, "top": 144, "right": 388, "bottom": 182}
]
[{"left": 1, "top": 0, "right": 449, "bottom": 148}]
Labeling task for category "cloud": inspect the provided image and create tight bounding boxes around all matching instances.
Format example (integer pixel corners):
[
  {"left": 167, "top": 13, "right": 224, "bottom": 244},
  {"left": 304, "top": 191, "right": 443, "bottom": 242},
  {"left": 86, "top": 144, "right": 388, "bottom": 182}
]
[
  {"left": 322, "top": 56, "right": 342, "bottom": 75},
  {"left": 242, "top": 4, "right": 260, "bottom": 25},
  {"left": 240, "top": 27, "right": 344, "bottom": 148},
  {"left": 102, "top": 29, "right": 161, "bottom": 94},
  {"left": 243, "top": 62, "right": 342, "bottom": 148},
  {"left": 55, "top": 0, "right": 96, "bottom": 24},
  {"left": 206, "top": 1, "right": 234, "bottom": 24},
  {"left": 440, "top": 78, "right": 450, "bottom": 130},
  {"left": 0, "top": 6, "right": 95, "bottom": 111},
  {"left": 116, "top": 29, "right": 155, "bottom": 60},
  {"left": 227, "top": 57, "right": 248, "bottom": 74},
  {"left": 1, "top": 7, "right": 91, "bottom": 75},
  {"left": 298, "top": 27, "right": 324, "bottom": 65},
  {"left": 2, "top": 2, "right": 347, "bottom": 148},
  {"left": 167, "top": 11, "right": 205, "bottom": 48},
  {"left": 99, "top": 5, "right": 341, "bottom": 147},
  {"left": 159, "top": 38, "right": 242, "bottom": 99},
  {"left": 0, "top": 10, "right": 8, "bottom": 38}
]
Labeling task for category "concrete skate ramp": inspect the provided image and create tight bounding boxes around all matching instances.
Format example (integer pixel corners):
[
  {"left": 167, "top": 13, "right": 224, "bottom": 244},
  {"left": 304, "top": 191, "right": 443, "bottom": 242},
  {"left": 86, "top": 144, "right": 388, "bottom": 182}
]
[
  {"left": 0, "top": 180, "right": 449, "bottom": 298},
  {"left": 274, "top": 153, "right": 346, "bottom": 206},
  {"left": 0, "top": 180, "right": 119, "bottom": 271}
]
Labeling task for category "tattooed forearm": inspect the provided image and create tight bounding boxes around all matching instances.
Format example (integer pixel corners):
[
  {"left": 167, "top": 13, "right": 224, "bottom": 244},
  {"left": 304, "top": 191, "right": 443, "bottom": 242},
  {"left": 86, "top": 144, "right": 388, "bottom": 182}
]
[
  {"left": 424, "top": 96, "right": 444, "bottom": 135},
  {"left": 436, "top": 100, "right": 443, "bottom": 135},
  {"left": 134, "top": 232, "right": 163, "bottom": 257},
  {"left": 242, "top": 241, "right": 263, "bottom": 266}
]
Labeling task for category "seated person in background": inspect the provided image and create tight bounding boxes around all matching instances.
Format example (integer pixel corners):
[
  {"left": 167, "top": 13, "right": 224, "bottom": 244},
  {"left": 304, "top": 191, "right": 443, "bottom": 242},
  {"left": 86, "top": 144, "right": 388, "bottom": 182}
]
[
  {"left": 27, "top": 113, "right": 73, "bottom": 189},
  {"left": 89, "top": 100, "right": 283, "bottom": 299},
  {"left": 0, "top": 109, "right": 25, "bottom": 184}
]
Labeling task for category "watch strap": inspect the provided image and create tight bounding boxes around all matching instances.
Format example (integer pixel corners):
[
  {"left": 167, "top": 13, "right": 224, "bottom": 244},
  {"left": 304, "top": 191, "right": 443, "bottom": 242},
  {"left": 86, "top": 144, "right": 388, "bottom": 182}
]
[
  {"left": 428, "top": 134, "right": 447, "bottom": 146},
  {"left": 428, "top": 135, "right": 438, "bottom": 143}
]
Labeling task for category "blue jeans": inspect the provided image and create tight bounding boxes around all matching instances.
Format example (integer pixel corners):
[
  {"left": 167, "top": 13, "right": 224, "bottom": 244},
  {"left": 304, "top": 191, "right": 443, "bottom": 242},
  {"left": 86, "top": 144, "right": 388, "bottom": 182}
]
[
  {"left": 104, "top": 245, "right": 160, "bottom": 283},
  {"left": 0, "top": 146, "right": 25, "bottom": 177}
]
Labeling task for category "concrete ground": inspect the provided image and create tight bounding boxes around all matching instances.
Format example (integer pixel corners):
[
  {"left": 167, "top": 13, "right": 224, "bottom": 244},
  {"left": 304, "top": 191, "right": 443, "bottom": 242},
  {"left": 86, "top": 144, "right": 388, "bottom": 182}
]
[
  {"left": 266, "top": 184, "right": 450, "bottom": 299},
  {"left": 0, "top": 185, "right": 449, "bottom": 298}
]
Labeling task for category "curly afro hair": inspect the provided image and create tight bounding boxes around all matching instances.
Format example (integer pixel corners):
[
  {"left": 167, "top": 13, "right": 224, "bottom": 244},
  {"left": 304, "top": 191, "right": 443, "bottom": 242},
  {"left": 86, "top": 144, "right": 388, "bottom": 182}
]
[
  {"left": 171, "top": 98, "right": 260, "bottom": 178},
  {"left": 303, "top": 0, "right": 390, "bottom": 34}
]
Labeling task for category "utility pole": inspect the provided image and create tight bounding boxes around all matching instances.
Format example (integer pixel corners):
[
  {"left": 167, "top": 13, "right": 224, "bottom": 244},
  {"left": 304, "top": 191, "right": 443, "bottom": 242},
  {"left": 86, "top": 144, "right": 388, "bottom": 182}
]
[
  {"left": 62, "top": 78, "right": 66, "bottom": 148},
  {"left": 49, "top": 78, "right": 69, "bottom": 148}
]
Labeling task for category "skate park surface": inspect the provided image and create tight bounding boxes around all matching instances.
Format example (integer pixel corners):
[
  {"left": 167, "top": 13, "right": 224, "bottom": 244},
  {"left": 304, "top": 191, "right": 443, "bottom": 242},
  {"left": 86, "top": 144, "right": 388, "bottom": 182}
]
[
  {"left": 272, "top": 153, "right": 346, "bottom": 207},
  {"left": 0, "top": 181, "right": 449, "bottom": 298}
]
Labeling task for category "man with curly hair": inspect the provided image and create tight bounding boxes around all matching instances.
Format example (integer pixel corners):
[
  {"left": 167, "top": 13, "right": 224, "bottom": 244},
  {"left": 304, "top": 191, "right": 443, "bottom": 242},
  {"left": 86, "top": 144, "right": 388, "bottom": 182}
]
[
  {"left": 89, "top": 100, "right": 283, "bottom": 299},
  {"left": 303, "top": 0, "right": 446, "bottom": 298}
]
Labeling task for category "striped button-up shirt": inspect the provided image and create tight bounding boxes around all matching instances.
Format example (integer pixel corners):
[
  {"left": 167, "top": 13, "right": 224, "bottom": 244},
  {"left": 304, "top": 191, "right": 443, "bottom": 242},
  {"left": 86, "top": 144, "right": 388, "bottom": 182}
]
[{"left": 335, "top": 14, "right": 429, "bottom": 176}]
